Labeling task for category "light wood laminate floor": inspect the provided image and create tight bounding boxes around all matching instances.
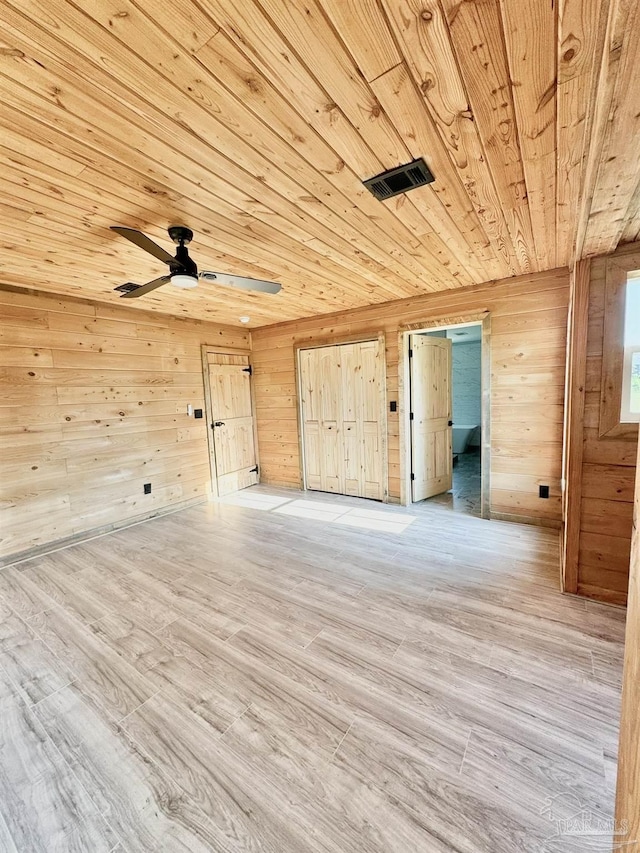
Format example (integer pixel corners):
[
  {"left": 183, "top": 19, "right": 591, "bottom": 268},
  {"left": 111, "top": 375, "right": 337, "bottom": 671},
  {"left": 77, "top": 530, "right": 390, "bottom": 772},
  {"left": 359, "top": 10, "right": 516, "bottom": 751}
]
[{"left": 0, "top": 486, "right": 626, "bottom": 852}]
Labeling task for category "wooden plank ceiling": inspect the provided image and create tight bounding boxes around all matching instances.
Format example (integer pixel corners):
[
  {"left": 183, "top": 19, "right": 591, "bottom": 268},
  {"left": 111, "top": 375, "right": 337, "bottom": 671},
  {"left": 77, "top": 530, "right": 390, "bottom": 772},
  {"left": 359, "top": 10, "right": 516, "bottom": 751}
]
[{"left": 1, "top": 0, "right": 639, "bottom": 327}]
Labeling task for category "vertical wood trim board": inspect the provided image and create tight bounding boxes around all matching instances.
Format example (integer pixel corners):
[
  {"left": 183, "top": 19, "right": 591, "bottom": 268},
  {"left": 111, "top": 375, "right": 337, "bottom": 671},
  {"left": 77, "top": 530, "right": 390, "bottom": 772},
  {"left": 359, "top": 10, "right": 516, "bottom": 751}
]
[
  {"left": 398, "top": 331, "right": 411, "bottom": 507},
  {"left": 481, "top": 313, "right": 492, "bottom": 520},
  {"left": 201, "top": 344, "right": 219, "bottom": 499},
  {"left": 614, "top": 439, "right": 640, "bottom": 847},
  {"left": 252, "top": 268, "right": 570, "bottom": 526},
  {"left": 294, "top": 346, "right": 307, "bottom": 491},
  {"left": 376, "top": 330, "right": 389, "bottom": 503},
  {"left": 562, "top": 258, "right": 590, "bottom": 593},
  {"left": 0, "top": 286, "right": 250, "bottom": 561}
]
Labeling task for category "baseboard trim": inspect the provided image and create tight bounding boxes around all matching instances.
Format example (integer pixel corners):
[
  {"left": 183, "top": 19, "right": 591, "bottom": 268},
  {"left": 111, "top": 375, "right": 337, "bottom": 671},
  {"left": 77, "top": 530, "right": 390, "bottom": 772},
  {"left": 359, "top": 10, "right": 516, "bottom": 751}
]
[
  {"left": 0, "top": 496, "right": 207, "bottom": 568},
  {"left": 490, "top": 511, "right": 562, "bottom": 530},
  {"left": 258, "top": 477, "right": 304, "bottom": 489},
  {"left": 576, "top": 583, "right": 628, "bottom": 607}
]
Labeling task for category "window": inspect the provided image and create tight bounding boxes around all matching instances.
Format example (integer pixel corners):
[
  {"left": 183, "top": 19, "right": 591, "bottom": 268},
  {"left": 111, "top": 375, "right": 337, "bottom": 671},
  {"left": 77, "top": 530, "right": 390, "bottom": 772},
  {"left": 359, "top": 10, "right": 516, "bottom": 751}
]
[{"left": 621, "top": 274, "right": 640, "bottom": 423}]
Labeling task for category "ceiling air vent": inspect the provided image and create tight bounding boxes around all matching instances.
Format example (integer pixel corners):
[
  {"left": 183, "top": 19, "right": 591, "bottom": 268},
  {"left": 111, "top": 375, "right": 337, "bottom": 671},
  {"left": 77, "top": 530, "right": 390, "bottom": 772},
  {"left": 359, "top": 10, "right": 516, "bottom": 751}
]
[{"left": 363, "top": 158, "right": 435, "bottom": 201}]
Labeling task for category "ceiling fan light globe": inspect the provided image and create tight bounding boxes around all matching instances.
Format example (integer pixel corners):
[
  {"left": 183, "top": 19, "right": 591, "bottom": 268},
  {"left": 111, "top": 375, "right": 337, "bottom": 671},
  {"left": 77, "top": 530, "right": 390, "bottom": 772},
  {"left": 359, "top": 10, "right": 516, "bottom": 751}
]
[{"left": 171, "top": 274, "right": 199, "bottom": 289}]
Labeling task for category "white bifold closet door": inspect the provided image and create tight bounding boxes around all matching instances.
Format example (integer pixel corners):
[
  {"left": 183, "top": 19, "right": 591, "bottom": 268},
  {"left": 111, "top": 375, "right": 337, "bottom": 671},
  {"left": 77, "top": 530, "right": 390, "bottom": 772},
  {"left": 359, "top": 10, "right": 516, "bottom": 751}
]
[{"left": 299, "top": 340, "right": 384, "bottom": 500}]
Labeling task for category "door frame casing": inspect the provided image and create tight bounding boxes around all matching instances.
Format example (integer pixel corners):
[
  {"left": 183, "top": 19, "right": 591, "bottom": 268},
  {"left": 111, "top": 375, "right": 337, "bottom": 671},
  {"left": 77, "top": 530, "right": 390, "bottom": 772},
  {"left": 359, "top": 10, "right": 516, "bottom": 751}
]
[
  {"left": 294, "top": 332, "right": 388, "bottom": 501},
  {"left": 201, "top": 344, "right": 258, "bottom": 500},
  {"left": 398, "top": 312, "right": 491, "bottom": 517}
]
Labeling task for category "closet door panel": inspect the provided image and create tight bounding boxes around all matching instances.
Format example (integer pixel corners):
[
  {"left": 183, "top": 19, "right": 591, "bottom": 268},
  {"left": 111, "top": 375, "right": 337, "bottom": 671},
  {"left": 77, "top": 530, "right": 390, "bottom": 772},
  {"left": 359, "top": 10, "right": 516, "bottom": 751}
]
[
  {"left": 300, "top": 346, "right": 341, "bottom": 493},
  {"left": 300, "top": 339, "right": 384, "bottom": 500}
]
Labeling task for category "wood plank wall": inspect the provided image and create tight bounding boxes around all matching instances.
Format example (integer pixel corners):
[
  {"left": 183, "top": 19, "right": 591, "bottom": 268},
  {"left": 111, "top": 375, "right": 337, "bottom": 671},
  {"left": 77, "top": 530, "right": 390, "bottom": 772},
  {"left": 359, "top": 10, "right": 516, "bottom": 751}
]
[
  {"left": 251, "top": 268, "right": 570, "bottom": 527},
  {"left": 574, "top": 245, "right": 639, "bottom": 604},
  {"left": 0, "top": 287, "right": 249, "bottom": 562}
]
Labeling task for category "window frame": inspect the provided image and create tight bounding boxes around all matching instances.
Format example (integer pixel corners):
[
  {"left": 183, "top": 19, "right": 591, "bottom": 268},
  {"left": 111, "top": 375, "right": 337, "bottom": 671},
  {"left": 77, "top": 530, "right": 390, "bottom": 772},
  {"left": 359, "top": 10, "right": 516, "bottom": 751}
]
[
  {"left": 621, "top": 344, "right": 640, "bottom": 423},
  {"left": 599, "top": 255, "right": 640, "bottom": 437}
]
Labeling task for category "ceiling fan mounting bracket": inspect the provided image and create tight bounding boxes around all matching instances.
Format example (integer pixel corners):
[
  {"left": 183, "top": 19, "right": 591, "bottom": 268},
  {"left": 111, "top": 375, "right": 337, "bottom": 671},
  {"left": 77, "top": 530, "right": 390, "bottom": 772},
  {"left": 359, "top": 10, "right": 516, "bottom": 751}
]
[{"left": 168, "top": 225, "right": 193, "bottom": 245}]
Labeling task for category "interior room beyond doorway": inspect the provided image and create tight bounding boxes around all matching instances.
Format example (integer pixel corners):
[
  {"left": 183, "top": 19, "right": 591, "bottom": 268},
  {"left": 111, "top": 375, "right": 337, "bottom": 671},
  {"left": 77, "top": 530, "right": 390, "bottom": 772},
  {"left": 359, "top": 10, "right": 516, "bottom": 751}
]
[{"left": 409, "top": 323, "right": 484, "bottom": 517}]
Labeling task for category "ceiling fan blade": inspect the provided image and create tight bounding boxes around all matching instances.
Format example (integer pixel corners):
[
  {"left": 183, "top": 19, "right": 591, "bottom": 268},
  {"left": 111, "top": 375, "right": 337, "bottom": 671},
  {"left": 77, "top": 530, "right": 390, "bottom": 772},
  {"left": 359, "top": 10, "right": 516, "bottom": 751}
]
[
  {"left": 199, "top": 271, "right": 281, "bottom": 294},
  {"left": 115, "top": 276, "right": 171, "bottom": 298},
  {"left": 110, "top": 226, "right": 177, "bottom": 265}
]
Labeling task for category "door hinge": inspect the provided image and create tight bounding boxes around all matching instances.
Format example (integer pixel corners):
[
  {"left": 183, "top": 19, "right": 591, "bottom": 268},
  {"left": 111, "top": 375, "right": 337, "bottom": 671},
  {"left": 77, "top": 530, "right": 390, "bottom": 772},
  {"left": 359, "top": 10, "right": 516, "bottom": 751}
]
[
  {"left": 409, "top": 348, "right": 413, "bottom": 358},
  {"left": 409, "top": 412, "right": 414, "bottom": 420},
  {"left": 411, "top": 472, "right": 415, "bottom": 481},
  {"left": 250, "top": 465, "right": 259, "bottom": 475},
  {"left": 242, "top": 365, "right": 253, "bottom": 375}
]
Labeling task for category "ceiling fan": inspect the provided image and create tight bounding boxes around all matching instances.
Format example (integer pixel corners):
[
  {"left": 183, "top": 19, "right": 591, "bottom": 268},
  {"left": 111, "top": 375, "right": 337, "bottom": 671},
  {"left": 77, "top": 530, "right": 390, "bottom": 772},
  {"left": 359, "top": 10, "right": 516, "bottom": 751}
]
[{"left": 110, "top": 225, "right": 282, "bottom": 298}]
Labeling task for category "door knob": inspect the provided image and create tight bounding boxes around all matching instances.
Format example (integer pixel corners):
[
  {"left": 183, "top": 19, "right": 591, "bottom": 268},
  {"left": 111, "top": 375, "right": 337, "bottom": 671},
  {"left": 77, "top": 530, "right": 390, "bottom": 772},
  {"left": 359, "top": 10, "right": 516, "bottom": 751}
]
[
  {"left": 448, "top": 420, "right": 453, "bottom": 426},
  {"left": 213, "top": 421, "right": 226, "bottom": 427}
]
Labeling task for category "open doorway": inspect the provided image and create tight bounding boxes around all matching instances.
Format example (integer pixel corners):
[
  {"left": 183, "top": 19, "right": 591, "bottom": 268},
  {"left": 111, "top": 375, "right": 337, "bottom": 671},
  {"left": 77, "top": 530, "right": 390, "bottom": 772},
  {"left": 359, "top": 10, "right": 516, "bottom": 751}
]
[{"left": 407, "top": 321, "right": 486, "bottom": 517}]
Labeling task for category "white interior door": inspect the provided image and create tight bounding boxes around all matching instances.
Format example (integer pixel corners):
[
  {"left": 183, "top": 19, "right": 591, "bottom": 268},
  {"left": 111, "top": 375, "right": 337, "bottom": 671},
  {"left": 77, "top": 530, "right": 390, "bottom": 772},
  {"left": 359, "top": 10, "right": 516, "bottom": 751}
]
[
  {"left": 207, "top": 353, "right": 258, "bottom": 497},
  {"left": 410, "top": 336, "right": 453, "bottom": 502},
  {"left": 300, "top": 340, "right": 384, "bottom": 500}
]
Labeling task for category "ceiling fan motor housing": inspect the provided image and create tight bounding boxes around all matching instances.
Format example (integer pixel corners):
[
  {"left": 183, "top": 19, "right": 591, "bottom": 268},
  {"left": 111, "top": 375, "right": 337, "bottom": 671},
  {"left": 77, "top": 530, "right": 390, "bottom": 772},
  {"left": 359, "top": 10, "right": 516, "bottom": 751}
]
[{"left": 171, "top": 242, "right": 198, "bottom": 277}]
